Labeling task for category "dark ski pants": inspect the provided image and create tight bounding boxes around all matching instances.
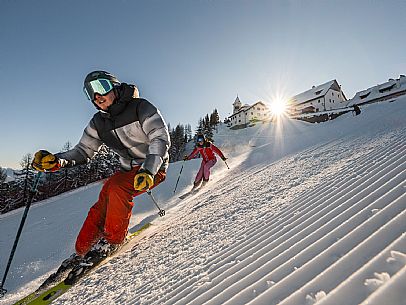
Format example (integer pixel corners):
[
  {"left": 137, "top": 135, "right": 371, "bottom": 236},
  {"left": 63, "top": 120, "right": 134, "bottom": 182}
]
[{"left": 75, "top": 166, "right": 165, "bottom": 256}]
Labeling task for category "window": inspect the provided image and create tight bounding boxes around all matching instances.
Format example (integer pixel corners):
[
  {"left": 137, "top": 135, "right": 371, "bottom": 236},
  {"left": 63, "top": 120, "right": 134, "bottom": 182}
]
[
  {"left": 239, "top": 120, "right": 241, "bottom": 123},
  {"left": 239, "top": 114, "right": 241, "bottom": 117},
  {"left": 318, "top": 99, "right": 320, "bottom": 103},
  {"left": 251, "top": 112, "right": 254, "bottom": 115},
  {"left": 257, "top": 108, "right": 260, "bottom": 110},
  {"left": 332, "top": 92, "right": 334, "bottom": 96},
  {"left": 360, "top": 92, "right": 371, "bottom": 99},
  {"left": 379, "top": 84, "right": 395, "bottom": 93}
]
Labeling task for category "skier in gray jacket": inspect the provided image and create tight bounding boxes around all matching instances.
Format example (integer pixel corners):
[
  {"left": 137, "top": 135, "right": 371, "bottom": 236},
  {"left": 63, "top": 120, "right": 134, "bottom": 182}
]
[{"left": 32, "top": 71, "right": 170, "bottom": 257}]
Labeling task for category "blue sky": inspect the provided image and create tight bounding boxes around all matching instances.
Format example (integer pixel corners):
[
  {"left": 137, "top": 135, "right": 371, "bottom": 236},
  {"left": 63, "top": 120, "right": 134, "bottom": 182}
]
[{"left": 1, "top": 0, "right": 405, "bottom": 169}]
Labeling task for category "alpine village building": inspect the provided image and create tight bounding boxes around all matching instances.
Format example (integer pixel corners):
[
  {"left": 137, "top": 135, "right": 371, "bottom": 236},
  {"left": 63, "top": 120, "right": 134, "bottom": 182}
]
[
  {"left": 287, "top": 80, "right": 348, "bottom": 116},
  {"left": 228, "top": 96, "right": 271, "bottom": 129},
  {"left": 346, "top": 75, "right": 406, "bottom": 107}
]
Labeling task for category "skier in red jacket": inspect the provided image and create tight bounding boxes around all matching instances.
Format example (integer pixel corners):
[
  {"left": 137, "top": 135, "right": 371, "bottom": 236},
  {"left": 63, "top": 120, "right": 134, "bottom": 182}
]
[{"left": 184, "top": 134, "right": 227, "bottom": 190}]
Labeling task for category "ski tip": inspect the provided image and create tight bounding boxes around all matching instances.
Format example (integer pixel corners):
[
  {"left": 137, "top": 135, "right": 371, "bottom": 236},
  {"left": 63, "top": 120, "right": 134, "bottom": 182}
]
[{"left": 128, "top": 222, "right": 152, "bottom": 237}]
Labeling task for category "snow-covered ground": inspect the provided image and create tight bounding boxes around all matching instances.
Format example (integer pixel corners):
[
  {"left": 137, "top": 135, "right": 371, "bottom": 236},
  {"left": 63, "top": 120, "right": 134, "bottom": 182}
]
[{"left": 0, "top": 97, "right": 405, "bottom": 305}]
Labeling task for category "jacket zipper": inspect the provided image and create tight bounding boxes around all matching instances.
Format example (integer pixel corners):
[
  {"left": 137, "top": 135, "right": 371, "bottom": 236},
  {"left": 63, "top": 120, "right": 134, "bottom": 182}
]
[
  {"left": 112, "top": 119, "right": 127, "bottom": 150},
  {"left": 202, "top": 147, "right": 209, "bottom": 161}
]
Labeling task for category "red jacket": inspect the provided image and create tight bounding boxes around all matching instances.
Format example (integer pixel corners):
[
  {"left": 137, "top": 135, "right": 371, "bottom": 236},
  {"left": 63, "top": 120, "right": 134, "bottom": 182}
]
[{"left": 187, "top": 141, "right": 225, "bottom": 162}]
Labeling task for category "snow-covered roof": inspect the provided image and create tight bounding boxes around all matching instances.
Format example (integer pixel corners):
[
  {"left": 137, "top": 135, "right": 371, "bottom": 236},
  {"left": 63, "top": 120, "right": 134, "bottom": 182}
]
[
  {"left": 229, "top": 101, "right": 269, "bottom": 118},
  {"left": 346, "top": 75, "right": 406, "bottom": 107},
  {"left": 289, "top": 80, "right": 343, "bottom": 105},
  {"left": 248, "top": 101, "right": 268, "bottom": 109},
  {"left": 378, "top": 80, "right": 396, "bottom": 91}
]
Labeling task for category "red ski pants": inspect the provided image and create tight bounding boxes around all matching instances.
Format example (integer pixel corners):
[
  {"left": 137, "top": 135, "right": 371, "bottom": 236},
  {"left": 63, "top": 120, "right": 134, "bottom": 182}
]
[{"left": 75, "top": 166, "right": 165, "bottom": 256}]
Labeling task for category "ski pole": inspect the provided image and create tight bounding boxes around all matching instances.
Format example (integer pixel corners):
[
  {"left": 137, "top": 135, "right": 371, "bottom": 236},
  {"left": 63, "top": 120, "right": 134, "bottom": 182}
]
[
  {"left": 0, "top": 171, "right": 42, "bottom": 298},
  {"left": 146, "top": 190, "right": 165, "bottom": 217},
  {"left": 173, "top": 160, "right": 185, "bottom": 193},
  {"left": 223, "top": 159, "right": 230, "bottom": 169}
]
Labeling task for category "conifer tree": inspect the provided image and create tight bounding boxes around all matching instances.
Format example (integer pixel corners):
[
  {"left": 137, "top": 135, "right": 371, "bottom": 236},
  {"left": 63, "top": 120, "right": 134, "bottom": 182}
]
[
  {"left": 14, "top": 153, "right": 35, "bottom": 206},
  {"left": 61, "top": 141, "right": 72, "bottom": 152},
  {"left": 210, "top": 109, "right": 220, "bottom": 127},
  {"left": 186, "top": 124, "right": 193, "bottom": 141},
  {"left": 0, "top": 166, "right": 6, "bottom": 184},
  {"left": 204, "top": 114, "right": 213, "bottom": 139},
  {"left": 169, "top": 124, "right": 186, "bottom": 162},
  {"left": 195, "top": 118, "right": 204, "bottom": 136}
]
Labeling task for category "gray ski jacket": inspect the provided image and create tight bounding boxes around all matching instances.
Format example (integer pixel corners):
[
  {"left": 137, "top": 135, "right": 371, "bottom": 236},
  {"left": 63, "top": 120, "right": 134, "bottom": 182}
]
[{"left": 56, "top": 84, "right": 170, "bottom": 175}]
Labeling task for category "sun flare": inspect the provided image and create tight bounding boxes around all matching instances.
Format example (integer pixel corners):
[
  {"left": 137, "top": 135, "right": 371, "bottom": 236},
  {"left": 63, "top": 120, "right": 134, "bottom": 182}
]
[{"left": 270, "top": 98, "right": 288, "bottom": 116}]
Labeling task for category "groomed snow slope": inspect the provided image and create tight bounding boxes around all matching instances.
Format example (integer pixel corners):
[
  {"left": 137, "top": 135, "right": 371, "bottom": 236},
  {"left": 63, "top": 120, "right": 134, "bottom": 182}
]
[
  {"left": 58, "top": 99, "right": 405, "bottom": 305},
  {"left": 1, "top": 98, "right": 405, "bottom": 305}
]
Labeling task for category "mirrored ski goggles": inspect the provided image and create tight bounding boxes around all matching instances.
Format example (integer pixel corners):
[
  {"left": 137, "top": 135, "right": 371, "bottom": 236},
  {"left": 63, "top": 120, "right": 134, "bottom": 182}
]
[{"left": 83, "top": 79, "right": 117, "bottom": 100}]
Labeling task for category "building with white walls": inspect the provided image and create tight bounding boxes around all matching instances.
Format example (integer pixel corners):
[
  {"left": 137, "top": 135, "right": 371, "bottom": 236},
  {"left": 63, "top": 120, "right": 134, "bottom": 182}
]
[
  {"left": 288, "top": 80, "right": 348, "bottom": 115},
  {"left": 228, "top": 96, "right": 270, "bottom": 128}
]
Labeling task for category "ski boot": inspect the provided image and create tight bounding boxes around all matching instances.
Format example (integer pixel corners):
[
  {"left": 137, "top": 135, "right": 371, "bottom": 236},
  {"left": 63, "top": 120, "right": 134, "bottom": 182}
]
[
  {"left": 91, "top": 238, "right": 121, "bottom": 258},
  {"left": 191, "top": 180, "right": 202, "bottom": 192},
  {"left": 37, "top": 253, "right": 84, "bottom": 292},
  {"left": 65, "top": 239, "right": 120, "bottom": 285},
  {"left": 201, "top": 179, "right": 209, "bottom": 188}
]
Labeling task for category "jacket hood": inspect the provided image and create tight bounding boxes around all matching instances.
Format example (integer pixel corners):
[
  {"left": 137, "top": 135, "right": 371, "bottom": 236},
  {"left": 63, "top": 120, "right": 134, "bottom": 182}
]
[{"left": 100, "top": 83, "right": 139, "bottom": 118}]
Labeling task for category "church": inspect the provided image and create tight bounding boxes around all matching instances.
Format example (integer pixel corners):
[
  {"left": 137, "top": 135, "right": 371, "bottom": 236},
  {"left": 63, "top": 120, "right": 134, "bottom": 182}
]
[{"left": 228, "top": 96, "right": 270, "bottom": 128}]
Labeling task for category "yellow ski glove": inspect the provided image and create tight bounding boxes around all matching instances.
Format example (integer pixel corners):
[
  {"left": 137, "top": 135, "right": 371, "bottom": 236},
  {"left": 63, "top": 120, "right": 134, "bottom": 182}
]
[
  {"left": 32, "top": 150, "right": 60, "bottom": 172},
  {"left": 134, "top": 169, "right": 154, "bottom": 191}
]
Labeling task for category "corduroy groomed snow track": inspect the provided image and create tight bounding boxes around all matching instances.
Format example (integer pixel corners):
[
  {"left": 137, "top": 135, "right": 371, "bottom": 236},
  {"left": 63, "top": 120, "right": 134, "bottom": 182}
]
[{"left": 57, "top": 127, "right": 405, "bottom": 305}]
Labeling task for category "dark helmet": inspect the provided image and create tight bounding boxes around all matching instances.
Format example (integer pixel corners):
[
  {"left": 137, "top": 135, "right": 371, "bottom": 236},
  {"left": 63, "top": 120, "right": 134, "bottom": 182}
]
[
  {"left": 196, "top": 133, "right": 205, "bottom": 144},
  {"left": 83, "top": 70, "right": 121, "bottom": 101}
]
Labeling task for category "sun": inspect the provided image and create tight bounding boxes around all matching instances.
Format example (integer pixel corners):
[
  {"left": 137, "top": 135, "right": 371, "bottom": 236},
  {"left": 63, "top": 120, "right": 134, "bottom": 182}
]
[{"left": 270, "top": 98, "right": 287, "bottom": 116}]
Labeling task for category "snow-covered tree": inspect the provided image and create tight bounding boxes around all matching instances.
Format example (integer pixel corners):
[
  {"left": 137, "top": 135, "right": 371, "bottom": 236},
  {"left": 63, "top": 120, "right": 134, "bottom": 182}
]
[
  {"left": 93, "top": 144, "right": 120, "bottom": 179},
  {"left": 0, "top": 143, "right": 124, "bottom": 214},
  {"left": 169, "top": 124, "right": 187, "bottom": 162},
  {"left": 0, "top": 166, "right": 6, "bottom": 183},
  {"left": 186, "top": 124, "right": 193, "bottom": 141},
  {"left": 61, "top": 141, "right": 72, "bottom": 152},
  {"left": 210, "top": 109, "right": 220, "bottom": 127},
  {"left": 204, "top": 114, "right": 213, "bottom": 139},
  {"left": 195, "top": 118, "right": 204, "bottom": 136},
  {"left": 16, "top": 153, "right": 35, "bottom": 204}
]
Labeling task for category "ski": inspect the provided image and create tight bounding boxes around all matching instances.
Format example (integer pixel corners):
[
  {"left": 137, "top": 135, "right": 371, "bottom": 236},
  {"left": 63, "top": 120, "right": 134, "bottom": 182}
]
[
  {"left": 178, "top": 188, "right": 201, "bottom": 199},
  {"left": 178, "top": 183, "right": 207, "bottom": 199},
  {"left": 178, "top": 190, "right": 194, "bottom": 199},
  {"left": 13, "top": 223, "right": 152, "bottom": 305}
]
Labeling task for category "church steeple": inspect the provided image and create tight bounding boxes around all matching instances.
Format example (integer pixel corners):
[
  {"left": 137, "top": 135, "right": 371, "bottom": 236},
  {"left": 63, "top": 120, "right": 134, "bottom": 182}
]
[{"left": 233, "top": 95, "right": 242, "bottom": 113}]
